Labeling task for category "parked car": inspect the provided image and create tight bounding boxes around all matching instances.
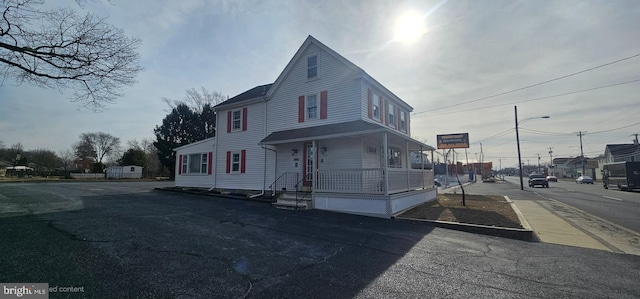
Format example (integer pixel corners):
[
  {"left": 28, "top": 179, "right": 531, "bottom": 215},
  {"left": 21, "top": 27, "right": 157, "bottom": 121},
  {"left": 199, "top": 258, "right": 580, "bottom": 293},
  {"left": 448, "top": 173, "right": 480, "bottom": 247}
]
[
  {"left": 576, "top": 176, "right": 594, "bottom": 184},
  {"left": 546, "top": 175, "right": 558, "bottom": 182},
  {"left": 529, "top": 177, "right": 549, "bottom": 188}
]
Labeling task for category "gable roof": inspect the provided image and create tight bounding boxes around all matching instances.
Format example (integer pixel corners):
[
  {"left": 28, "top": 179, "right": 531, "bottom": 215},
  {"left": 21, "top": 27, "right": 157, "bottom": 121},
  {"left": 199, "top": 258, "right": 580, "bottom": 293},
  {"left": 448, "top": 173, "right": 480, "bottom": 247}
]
[
  {"left": 606, "top": 144, "right": 640, "bottom": 158},
  {"left": 214, "top": 83, "right": 272, "bottom": 109},
  {"left": 266, "top": 35, "right": 413, "bottom": 111}
]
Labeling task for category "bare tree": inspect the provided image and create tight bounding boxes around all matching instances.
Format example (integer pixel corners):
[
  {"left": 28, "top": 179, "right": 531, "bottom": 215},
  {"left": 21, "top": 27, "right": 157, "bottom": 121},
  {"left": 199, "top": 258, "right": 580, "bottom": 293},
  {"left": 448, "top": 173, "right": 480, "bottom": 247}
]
[
  {"left": 162, "top": 87, "right": 226, "bottom": 113},
  {"left": 0, "top": 0, "right": 143, "bottom": 111},
  {"left": 58, "top": 149, "right": 75, "bottom": 170},
  {"left": 74, "top": 132, "right": 121, "bottom": 165}
]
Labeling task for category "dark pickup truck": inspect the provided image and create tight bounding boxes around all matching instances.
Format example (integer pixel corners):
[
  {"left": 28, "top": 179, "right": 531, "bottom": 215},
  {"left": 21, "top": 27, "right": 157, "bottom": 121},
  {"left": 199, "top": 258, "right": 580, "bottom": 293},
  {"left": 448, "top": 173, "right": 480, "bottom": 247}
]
[{"left": 528, "top": 174, "right": 549, "bottom": 188}]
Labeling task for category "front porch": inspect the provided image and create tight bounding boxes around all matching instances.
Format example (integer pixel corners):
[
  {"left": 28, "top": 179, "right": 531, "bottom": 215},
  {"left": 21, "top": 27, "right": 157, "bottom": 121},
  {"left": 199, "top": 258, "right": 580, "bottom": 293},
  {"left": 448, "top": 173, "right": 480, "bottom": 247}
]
[{"left": 261, "top": 120, "right": 437, "bottom": 218}]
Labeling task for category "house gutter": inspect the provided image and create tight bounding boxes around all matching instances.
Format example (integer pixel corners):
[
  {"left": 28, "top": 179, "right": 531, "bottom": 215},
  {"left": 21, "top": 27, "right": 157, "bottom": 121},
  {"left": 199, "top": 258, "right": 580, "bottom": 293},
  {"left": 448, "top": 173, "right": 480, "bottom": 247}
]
[{"left": 250, "top": 96, "right": 272, "bottom": 198}]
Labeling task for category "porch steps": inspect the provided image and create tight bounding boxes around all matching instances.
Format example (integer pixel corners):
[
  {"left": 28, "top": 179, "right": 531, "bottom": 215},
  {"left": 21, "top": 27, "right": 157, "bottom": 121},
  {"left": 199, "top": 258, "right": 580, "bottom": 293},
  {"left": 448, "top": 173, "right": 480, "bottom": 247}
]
[{"left": 272, "top": 192, "right": 312, "bottom": 210}]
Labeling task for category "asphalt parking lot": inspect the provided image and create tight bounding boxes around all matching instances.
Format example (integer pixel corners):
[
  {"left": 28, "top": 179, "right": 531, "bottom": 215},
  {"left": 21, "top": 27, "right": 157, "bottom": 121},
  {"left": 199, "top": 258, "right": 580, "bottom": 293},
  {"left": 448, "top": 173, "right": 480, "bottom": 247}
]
[{"left": 1, "top": 181, "right": 639, "bottom": 298}]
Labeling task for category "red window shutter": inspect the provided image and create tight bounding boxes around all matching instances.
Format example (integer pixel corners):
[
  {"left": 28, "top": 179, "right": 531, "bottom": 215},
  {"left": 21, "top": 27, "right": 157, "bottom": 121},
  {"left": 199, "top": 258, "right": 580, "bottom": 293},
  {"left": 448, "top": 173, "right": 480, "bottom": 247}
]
[
  {"left": 367, "top": 89, "right": 373, "bottom": 118},
  {"left": 208, "top": 152, "right": 213, "bottom": 175},
  {"left": 227, "top": 111, "right": 232, "bottom": 133},
  {"left": 178, "top": 155, "right": 182, "bottom": 175},
  {"left": 298, "top": 96, "right": 305, "bottom": 123},
  {"left": 396, "top": 107, "right": 400, "bottom": 128},
  {"left": 226, "top": 151, "right": 231, "bottom": 173},
  {"left": 384, "top": 100, "right": 389, "bottom": 126},
  {"left": 320, "top": 91, "right": 328, "bottom": 119},
  {"left": 242, "top": 108, "right": 248, "bottom": 131},
  {"left": 240, "top": 150, "right": 246, "bottom": 173}
]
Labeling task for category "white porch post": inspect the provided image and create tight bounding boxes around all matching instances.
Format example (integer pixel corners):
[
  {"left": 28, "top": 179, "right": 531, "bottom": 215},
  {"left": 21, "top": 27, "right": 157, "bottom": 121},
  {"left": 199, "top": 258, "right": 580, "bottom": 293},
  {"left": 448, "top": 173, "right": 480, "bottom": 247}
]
[
  {"left": 312, "top": 140, "right": 316, "bottom": 195},
  {"left": 406, "top": 140, "right": 410, "bottom": 191},
  {"left": 420, "top": 145, "right": 424, "bottom": 189},
  {"left": 383, "top": 133, "right": 389, "bottom": 196}
]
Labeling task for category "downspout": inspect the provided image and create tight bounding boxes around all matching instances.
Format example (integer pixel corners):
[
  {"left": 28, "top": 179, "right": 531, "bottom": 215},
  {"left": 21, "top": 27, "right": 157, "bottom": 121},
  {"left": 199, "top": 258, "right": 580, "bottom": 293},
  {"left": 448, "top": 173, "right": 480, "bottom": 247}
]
[
  {"left": 209, "top": 109, "right": 220, "bottom": 191},
  {"left": 250, "top": 96, "right": 271, "bottom": 198}
]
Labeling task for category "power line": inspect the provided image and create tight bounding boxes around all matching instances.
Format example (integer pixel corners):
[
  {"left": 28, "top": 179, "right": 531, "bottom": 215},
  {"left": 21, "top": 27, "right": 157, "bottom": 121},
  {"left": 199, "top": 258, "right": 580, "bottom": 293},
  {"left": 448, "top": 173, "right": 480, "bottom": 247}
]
[
  {"left": 414, "top": 52, "right": 640, "bottom": 115},
  {"left": 414, "top": 79, "right": 640, "bottom": 118}
]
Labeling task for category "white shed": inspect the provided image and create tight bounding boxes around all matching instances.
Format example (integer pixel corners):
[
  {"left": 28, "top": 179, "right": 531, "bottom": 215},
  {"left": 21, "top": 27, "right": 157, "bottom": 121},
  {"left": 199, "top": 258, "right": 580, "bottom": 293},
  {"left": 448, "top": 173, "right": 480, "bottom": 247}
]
[
  {"left": 106, "top": 165, "right": 143, "bottom": 179},
  {"left": 174, "top": 137, "right": 215, "bottom": 188}
]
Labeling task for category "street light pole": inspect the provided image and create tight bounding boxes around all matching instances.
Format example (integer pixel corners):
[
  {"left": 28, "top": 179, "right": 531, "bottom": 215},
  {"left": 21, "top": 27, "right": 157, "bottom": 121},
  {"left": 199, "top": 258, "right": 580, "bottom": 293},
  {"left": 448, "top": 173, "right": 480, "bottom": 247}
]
[
  {"left": 515, "top": 106, "right": 524, "bottom": 190},
  {"left": 515, "top": 105, "right": 550, "bottom": 191}
]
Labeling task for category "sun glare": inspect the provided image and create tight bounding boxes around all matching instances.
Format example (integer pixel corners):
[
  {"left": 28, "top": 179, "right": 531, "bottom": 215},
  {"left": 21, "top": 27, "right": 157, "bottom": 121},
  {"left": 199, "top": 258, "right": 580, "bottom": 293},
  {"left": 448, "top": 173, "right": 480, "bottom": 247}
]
[{"left": 394, "top": 11, "right": 426, "bottom": 45}]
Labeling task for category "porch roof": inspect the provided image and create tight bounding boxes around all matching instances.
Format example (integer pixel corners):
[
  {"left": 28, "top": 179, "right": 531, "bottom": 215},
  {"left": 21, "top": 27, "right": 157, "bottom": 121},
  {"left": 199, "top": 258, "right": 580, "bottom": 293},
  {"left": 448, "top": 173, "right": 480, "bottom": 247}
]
[{"left": 259, "top": 120, "right": 435, "bottom": 150}]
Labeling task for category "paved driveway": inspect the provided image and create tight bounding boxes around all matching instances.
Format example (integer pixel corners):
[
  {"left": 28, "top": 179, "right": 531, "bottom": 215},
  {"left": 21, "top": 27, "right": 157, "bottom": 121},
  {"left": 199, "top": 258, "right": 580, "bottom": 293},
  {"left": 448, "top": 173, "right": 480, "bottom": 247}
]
[{"left": 1, "top": 181, "right": 639, "bottom": 298}]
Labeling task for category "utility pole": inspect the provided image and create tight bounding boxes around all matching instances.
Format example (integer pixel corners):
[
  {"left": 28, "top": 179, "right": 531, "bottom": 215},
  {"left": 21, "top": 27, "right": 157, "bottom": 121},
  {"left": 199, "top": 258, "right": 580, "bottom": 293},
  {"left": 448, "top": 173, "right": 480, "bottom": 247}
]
[
  {"left": 548, "top": 147, "right": 554, "bottom": 176},
  {"left": 576, "top": 131, "right": 586, "bottom": 176},
  {"left": 479, "top": 142, "right": 484, "bottom": 181},
  {"left": 537, "top": 154, "right": 541, "bottom": 174}
]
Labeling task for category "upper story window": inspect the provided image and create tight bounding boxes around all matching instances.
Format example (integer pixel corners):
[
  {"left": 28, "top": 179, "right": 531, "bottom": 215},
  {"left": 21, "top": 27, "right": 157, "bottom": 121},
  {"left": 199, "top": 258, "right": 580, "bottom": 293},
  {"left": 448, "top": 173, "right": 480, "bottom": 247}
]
[
  {"left": 307, "top": 55, "right": 318, "bottom": 79},
  {"left": 232, "top": 110, "right": 242, "bottom": 131},
  {"left": 227, "top": 108, "right": 247, "bottom": 133},
  {"left": 400, "top": 111, "right": 407, "bottom": 132},
  {"left": 388, "top": 102, "right": 395, "bottom": 128},
  {"left": 372, "top": 94, "right": 381, "bottom": 121},
  {"left": 306, "top": 94, "right": 318, "bottom": 119}
]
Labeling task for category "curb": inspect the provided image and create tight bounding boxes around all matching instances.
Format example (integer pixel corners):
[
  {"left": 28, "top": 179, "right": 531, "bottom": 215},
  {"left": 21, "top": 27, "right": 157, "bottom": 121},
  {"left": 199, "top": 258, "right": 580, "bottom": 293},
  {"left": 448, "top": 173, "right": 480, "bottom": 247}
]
[{"left": 395, "top": 216, "right": 535, "bottom": 241}]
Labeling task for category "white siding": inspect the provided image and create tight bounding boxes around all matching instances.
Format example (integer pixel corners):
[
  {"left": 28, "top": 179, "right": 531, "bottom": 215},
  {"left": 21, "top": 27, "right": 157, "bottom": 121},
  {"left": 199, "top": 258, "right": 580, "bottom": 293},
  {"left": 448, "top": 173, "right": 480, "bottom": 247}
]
[
  {"left": 175, "top": 139, "right": 215, "bottom": 188},
  {"left": 215, "top": 101, "right": 270, "bottom": 191},
  {"left": 360, "top": 83, "right": 412, "bottom": 137},
  {"left": 267, "top": 43, "right": 362, "bottom": 135}
]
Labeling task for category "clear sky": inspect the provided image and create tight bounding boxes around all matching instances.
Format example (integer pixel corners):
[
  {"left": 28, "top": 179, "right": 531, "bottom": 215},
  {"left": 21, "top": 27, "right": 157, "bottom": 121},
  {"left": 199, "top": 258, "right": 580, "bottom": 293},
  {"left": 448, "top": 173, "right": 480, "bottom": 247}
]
[{"left": 1, "top": 0, "right": 639, "bottom": 169}]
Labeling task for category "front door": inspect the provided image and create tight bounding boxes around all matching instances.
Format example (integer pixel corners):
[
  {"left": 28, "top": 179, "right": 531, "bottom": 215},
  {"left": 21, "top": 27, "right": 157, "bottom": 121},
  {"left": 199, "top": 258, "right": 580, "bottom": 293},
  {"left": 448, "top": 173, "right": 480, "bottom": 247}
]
[{"left": 303, "top": 143, "right": 315, "bottom": 187}]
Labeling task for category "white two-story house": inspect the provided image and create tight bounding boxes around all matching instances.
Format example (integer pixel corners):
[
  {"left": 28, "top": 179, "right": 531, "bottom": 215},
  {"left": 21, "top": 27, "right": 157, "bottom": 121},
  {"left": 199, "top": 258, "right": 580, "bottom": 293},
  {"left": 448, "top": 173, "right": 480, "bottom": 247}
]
[{"left": 176, "top": 35, "right": 436, "bottom": 218}]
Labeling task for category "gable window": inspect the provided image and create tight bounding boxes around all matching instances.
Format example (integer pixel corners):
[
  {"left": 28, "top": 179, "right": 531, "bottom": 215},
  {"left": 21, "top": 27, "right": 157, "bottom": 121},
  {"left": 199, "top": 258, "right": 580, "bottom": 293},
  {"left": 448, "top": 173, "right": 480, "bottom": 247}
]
[
  {"left": 130, "top": 167, "right": 135, "bottom": 172},
  {"left": 306, "top": 94, "right": 318, "bottom": 119},
  {"left": 400, "top": 111, "right": 406, "bottom": 132},
  {"left": 373, "top": 94, "right": 381, "bottom": 121},
  {"left": 232, "top": 110, "right": 242, "bottom": 131},
  {"left": 388, "top": 102, "right": 395, "bottom": 128},
  {"left": 307, "top": 55, "right": 318, "bottom": 79}
]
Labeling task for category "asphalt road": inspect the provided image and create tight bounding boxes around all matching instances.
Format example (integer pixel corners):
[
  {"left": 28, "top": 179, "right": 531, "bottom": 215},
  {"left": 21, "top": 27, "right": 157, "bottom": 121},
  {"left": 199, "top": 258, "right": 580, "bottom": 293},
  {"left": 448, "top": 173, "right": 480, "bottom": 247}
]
[
  {"left": 503, "top": 176, "right": 640, "bottom": 233},
  {"left": 1, "top": 181, "right": 640, "bottom": 298}
]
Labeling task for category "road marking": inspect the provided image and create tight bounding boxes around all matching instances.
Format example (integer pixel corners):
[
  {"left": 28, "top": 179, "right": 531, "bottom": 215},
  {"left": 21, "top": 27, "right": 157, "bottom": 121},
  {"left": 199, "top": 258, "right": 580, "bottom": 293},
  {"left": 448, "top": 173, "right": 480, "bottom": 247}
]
[
  {"left": 603, "top": 195, "right": 623, "bottom": 201},
  {"left": 566, "top": 189, "right": 575, "bottom": 192}
]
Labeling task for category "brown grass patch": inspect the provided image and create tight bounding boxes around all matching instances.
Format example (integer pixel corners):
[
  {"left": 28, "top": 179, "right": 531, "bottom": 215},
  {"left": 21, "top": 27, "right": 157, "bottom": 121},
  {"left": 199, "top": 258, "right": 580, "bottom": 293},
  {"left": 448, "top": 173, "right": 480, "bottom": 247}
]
[{"left": 401, "top": 193, "right": 523, "bottom": 229}]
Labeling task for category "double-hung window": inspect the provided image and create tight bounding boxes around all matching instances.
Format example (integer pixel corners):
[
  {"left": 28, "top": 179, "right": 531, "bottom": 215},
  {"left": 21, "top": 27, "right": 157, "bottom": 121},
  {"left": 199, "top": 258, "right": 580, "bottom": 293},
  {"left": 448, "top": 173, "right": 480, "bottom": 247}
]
[
  {"left": 400, "top": 111, "right": 406, "bottom": 132},
  {"left": 372, "top": 94, "right": 381, "bottom": 121},
  {"left": 231, "top": 152, "right": 241, "bottom": 173},
  {"left": 307, "top": 55, "right": 318, "bottom": 79},
  {"left": 232, "top": 110, "right": 242, "bottom": 131},
  {"left": 200, "top": 153, "right": 208, "bottom": 173},
  {"left": 181, "top": 155, "right": 188, "bottom": 174},
  {"left": 306, "top": 94, "right": 318, "bottom": 119}
]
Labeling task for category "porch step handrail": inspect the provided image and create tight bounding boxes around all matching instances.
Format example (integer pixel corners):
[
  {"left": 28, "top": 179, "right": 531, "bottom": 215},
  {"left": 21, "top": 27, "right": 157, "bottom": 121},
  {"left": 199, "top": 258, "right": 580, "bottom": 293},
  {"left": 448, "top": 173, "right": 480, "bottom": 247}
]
[{"left": 269, "top": 172, "right": 299, "bottom": 197}]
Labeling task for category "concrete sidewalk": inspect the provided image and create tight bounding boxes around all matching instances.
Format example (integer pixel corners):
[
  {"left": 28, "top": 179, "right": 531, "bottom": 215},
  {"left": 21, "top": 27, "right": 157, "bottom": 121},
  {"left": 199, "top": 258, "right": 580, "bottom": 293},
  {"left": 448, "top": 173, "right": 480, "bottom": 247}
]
[{"left": 441, "top": 180, "right": 640, "bottom": 255}]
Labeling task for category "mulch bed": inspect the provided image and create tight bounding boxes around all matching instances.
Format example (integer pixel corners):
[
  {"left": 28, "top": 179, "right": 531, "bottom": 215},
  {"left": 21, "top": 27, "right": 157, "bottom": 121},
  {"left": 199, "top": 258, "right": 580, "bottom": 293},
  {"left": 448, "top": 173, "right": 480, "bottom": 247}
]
[{"left": 401, "top": 193, "right": 523, "bottom": 229}]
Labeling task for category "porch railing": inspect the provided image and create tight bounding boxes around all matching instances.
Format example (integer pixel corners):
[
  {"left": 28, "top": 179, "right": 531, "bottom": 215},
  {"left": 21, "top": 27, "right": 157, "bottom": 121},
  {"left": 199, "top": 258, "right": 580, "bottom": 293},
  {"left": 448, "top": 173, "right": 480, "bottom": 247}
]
[
  {"left": 269, "top": 172, "right": 300, "bottom": 196},
  {"left": 316, "top": 168, "right": 434, "bottom": 194}
]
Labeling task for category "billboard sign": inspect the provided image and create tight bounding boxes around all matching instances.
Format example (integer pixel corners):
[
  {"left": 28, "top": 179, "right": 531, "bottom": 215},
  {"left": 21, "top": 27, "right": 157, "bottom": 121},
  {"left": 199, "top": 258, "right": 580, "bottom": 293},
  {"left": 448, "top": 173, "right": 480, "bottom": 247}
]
[{"left": 437, "top": 133, "right": 469, "bottom": 149}]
